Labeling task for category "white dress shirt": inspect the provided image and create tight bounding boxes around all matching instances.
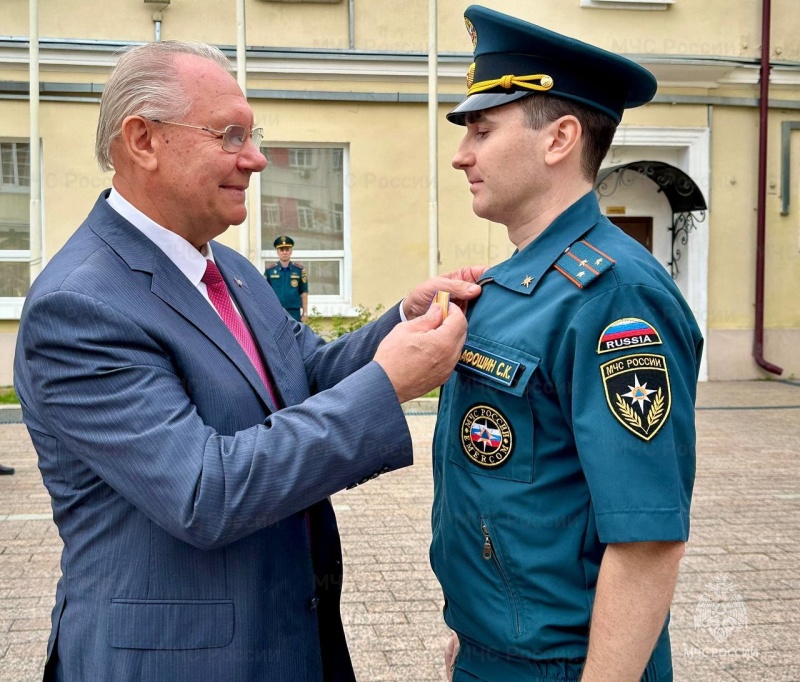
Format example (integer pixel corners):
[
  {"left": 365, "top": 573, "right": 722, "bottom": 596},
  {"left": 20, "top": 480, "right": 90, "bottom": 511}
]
[{"left": 106, "top": 188, "right": 239, "bottom": 317}]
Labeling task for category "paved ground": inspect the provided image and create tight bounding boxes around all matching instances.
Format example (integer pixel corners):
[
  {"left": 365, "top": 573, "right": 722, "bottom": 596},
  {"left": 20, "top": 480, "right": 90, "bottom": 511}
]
[{"left": 1, "top": 380, "right": 799, "bottom": 681}]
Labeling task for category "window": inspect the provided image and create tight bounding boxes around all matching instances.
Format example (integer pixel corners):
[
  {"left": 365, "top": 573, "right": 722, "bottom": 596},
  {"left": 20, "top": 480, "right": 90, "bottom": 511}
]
[
  {"left": 289, "top": 148, "right": 314, "bottom": 169},
  {"left": 261, "top": 146, "right": 348, "bottom": 306},
  {"left": 0, "top": 141, "right": 32, "bottom": 305},
  {"left": 297, "top": 201, "right": 315, "bottom": 231},
  {"left": 304, "top": 260, "right": 341, "bottom": 296},
  {"left": 332, "top": 203, "right": 343, "bottom": 234},
  {"left": 1, "top": 142, "right": 30, "bottom": 188},
  {"left": 263, "top": 199, "right": 281, "bottom": 227}
]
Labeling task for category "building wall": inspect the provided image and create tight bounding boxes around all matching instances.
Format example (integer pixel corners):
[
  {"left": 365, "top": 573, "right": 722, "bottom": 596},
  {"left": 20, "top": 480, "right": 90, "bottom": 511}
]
[
  {"left": 6, "top": 0, "right": 800, "bottom": 60},
  {"left": 1, "top": 0, "right": 799, "bottom": 384}
]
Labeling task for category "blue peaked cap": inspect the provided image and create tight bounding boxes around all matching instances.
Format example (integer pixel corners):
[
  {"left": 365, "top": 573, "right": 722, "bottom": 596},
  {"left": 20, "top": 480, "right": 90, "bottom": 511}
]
[{"left": 447, "top": 5, "right": 658, "bottom": 125}]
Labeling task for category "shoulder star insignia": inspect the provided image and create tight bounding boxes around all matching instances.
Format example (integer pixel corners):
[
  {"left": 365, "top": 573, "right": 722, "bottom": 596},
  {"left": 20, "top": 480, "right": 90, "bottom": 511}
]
[
  {"left": 579, "top": 259, "right": 588, "bottom": 267},
  {"left": 521, "top": 276, "right": 533, "bottom": 287},
  {"left": 595, "top": 258, "right": 604, "bottom": 266}
]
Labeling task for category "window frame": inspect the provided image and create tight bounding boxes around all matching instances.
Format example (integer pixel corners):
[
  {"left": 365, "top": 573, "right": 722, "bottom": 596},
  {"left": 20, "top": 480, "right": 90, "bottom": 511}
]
[
  {"left": 257, "top": 142, "right": 353, "bottom": 316},
  {"left": 0, "top": 138, "right": 36, "bottom": 319},
  {"left": 0, "top": 141, "right": 31, "bottom": 193}
]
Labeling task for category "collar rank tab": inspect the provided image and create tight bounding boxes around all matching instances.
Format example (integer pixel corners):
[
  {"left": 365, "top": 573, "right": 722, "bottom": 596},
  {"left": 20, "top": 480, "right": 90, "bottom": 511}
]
[{"left": 553, "top": 240, "right": 616, "bottom": 289}]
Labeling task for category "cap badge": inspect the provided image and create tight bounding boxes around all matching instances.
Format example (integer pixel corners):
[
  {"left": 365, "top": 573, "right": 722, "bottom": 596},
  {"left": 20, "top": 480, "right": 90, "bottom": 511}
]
[
  {"left": 465, "top": 17, "right": 478, "bottom": 49},
  {"left": 466, "top": 63, "right": 476, "bottom": 89}
]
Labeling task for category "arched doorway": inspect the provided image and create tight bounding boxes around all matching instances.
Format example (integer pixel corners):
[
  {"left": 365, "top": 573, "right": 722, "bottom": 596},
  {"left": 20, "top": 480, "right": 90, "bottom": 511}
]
[{"left": 595, "top": 160, "right": 707, "bottom": 280}]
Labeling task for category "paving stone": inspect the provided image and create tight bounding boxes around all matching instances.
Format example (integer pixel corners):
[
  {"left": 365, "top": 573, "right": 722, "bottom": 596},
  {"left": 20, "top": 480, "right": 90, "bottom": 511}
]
[
  {"left": 1, "top": 382, "right": 799, "bottom": 680},
  {"left": 9, "top": 619, "right": 50, "bottom": 632}
]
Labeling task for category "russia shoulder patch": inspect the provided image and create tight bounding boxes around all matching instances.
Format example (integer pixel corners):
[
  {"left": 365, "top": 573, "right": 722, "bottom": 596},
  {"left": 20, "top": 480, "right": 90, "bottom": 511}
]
[
  {"left": 597, "top": 318, "right": 662, "bottom": 354},
  {"left": 553, "top": 240, "right": 615, "bottom": 289}
]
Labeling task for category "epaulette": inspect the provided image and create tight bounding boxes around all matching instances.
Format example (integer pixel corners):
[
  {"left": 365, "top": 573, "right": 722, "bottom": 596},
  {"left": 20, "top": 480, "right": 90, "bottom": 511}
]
[
  {"left": 292, "top": 261, "right": 304, "bottom": 268},
  {"left": 553, "top": 240, "right": 615, "bottom": 289},
  {"left": 266, "top": 262, "right": 278, "bottom": 269}
]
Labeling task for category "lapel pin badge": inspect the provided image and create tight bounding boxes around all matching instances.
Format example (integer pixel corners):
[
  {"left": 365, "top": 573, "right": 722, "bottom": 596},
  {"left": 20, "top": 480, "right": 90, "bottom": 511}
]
[{"left": 234, "top": 278, "right": 243, "bottom": 287}]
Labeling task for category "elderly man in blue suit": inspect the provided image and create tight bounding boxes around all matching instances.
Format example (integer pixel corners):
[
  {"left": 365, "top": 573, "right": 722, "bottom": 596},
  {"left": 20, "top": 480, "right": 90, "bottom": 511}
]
[{"left": 14, "top": 41, "right": 482, "bottom": 682}]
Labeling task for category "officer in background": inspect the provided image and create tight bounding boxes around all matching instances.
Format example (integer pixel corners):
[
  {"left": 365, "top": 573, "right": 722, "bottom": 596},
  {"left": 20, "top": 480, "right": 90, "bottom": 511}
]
[
  {"left": 430, "top": 6, "right": 704, "bottom": 682},
  {"left": 264, "top": 235, "right": 308, "bottom": 322}
]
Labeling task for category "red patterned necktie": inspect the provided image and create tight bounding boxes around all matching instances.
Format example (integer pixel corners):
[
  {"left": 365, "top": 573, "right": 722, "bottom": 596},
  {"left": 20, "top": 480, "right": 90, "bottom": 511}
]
[{"left": 201, "top": 260, "right": 279, "bottom": 406}]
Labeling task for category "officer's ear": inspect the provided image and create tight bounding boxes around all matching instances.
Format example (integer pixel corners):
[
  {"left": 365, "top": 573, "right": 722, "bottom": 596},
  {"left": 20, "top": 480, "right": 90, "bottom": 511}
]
[{"left": 542, "top": 115, "right": 582, "bottom": 169}]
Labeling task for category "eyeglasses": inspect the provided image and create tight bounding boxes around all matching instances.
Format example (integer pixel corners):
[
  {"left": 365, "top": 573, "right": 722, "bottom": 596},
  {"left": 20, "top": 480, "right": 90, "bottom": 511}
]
[{"left": 148, "top": 119, "right": 264, "bottom": 153}]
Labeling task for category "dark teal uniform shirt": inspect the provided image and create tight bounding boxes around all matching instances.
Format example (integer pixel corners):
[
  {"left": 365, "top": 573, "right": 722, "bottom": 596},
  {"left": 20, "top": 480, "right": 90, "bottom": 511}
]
[
  {"left": 264, "top": 262, "right": 308, "bottom": 321},
  {"left": 430, "top": 192, "right": 703, "bottom": 679}
]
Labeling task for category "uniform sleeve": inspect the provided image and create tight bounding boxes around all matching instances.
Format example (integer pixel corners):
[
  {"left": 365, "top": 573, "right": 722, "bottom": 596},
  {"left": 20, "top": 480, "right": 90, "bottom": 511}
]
[
  {"left": 553, "top": 283, "right": 702, "bottom": 544},
  {"left": 16, "top": 291, "right": 412, "bottom": 551},
  {"left": 299, "top": 266, "right": 308, "bottom": 295}
]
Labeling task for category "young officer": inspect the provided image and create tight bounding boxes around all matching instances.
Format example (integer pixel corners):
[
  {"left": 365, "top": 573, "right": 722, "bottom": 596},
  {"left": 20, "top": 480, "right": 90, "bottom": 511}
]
[
  {"left": 264, "top": 235, "right": 308, "bottom": 321},
  {"left": 430, "top": 6, "right": 704, "bottom": 681}
]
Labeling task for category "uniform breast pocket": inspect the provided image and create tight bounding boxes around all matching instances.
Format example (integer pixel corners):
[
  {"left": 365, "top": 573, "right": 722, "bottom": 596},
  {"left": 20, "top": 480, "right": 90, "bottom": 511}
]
[{"left": 447, "top": 336, "right": 540, "bottom": 483}]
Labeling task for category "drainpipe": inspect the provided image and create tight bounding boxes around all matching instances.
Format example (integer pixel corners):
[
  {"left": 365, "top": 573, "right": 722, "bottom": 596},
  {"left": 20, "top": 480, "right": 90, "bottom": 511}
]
[
  {"left": 29, "top": 0, "right": 42, "bottom": 286},
  {"left": 236, "top": 0, "right": 251, "bottom": 261},
  {"left": 753, "top": 0, "right": 782, "bottom": 375},
  {"left": 152, "top": 12, "right": 163, "bottom": 42},
  {"left": 427, "top": 0, "right": 439, "bottom": 278},
  {"left": 348, "top": 0, "right": 355, "bottom": 50}
]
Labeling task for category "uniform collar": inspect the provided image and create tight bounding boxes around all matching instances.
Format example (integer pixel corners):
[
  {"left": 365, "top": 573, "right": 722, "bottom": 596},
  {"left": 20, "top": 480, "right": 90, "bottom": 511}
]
[{"left": 483, "top": 191, "right": 602, "bottom": 295}]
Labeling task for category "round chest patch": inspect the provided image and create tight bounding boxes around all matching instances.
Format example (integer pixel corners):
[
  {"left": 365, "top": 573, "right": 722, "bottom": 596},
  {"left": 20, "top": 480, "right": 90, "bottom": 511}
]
[
  {"left": 460, "top": 404, "right": 514, "bottom": 468},
  {"left": 291, "top": 279, "right": 299, "bottom": 287}
]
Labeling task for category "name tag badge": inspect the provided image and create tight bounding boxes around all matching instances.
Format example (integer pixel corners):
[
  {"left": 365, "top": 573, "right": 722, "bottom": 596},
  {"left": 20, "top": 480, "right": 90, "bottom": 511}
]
[{"left": 456, "top": 343, "right": 523, "bottom": 388}]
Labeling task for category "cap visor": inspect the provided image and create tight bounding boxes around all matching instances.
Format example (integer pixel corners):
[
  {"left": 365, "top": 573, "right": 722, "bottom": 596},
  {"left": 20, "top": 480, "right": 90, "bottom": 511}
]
[{"left": 446, "top": 91, "right": 533, "bottom": 125}]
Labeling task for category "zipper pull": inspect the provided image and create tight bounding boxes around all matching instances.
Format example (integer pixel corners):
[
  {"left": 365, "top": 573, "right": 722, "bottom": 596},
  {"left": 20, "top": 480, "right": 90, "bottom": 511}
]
[{"left": 481, "top": 520, "right": 493, "bottom": 561}]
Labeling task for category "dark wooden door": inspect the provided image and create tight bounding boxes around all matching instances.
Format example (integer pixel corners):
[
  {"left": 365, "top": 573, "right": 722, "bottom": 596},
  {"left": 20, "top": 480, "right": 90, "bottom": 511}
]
[{"left": 609, "top": 216, "right": 653, "bottom": 252}]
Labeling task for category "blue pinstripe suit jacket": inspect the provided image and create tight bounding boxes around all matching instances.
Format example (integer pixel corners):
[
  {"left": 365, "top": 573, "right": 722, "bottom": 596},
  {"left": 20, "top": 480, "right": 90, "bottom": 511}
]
[{"left": 14, "top": 191, "right": 413, "bottom": 682}]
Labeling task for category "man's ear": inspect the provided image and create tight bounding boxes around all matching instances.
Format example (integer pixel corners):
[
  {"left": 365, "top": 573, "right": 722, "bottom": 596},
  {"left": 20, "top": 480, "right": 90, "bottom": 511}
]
[
  {"left": 543, "top": 115, "right": 582, "bottom": 168},
  {"left": 118, "top": 116, "right": 158, "bottom": 171}
]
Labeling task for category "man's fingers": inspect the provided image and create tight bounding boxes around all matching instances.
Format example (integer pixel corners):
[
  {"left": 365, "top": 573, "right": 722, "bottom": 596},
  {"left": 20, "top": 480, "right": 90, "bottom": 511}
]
[
  {"left": 440, "top": 265, "right": 490, "bottom": 284},
  {"left": 406, "top": 302, "right": 443, "bottom": 331},
  {"left": 430, "top": 277, "right": 482, "bottom": 300}
]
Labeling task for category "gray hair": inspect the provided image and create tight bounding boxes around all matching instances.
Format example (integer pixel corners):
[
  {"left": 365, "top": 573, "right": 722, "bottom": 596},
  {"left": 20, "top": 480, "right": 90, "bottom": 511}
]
[{"left": 95, "top": 41, "right": 232, "bottom": 171}]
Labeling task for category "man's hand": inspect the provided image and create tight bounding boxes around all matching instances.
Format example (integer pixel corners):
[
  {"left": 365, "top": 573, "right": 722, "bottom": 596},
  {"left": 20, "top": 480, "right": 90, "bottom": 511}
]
[
  {"left": 402, "top": 266, "right": 489, "bottom": 320},
  {"left": 374, "top": 303, "right": 467, "bottom": 404},
  {"left": 444, "top": 632, "right": 460, "bottom": 681}
]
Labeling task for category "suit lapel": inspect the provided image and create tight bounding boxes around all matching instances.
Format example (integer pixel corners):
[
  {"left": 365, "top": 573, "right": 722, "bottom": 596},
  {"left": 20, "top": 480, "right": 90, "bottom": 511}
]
[
  {"left": 88, "top": 194, "right": 277, "bottom": 412},
  {"left": 150, "top": 257, "right": 278, "bottom": 411}
]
